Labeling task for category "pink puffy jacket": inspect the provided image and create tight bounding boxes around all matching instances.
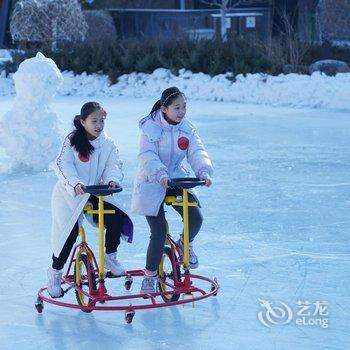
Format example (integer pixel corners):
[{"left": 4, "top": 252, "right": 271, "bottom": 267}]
[{"left": 131, "top": 110, "right": 213, "bottom": 216}]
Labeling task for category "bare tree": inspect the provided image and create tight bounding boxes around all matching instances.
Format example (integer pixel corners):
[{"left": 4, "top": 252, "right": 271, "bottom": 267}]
[
  {"left": 10, "top": 0, "right": 88, "bottom": 49},
  {"left": 201, "top": 0, "right": 268, "bottom": 41},
  {"left": 258, "top": 6, "right": 310, "bottom": 73},
  {"left": 279, "top": 8, "right": 310, "bottom": 71},
  {"left": 316, "top": 0, "right": 350, "bottom": 44}
]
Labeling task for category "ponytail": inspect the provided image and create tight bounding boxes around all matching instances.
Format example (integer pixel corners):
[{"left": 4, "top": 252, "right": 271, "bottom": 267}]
[
  {"left": 73, "top": 115, "right": 81, "bottom": 129},
  {"left": 69, "top": 102, "right": 103, "bottom": 157},
  {"left": 150, "top": 99, "right": 161, "bottom": 114}
]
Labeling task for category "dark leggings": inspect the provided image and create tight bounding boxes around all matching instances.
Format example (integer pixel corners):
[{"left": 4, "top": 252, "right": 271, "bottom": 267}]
[
  {"left": 145, "top": 188, "right": 203, "bottom": 271},
  {"left": 52, "top": 195, "right": 127, "bottom": 270}
]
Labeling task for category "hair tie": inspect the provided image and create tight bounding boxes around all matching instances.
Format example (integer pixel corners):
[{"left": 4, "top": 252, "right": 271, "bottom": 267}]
[{"left": 73, "top": 115, "right": 82, "bottom": 129}]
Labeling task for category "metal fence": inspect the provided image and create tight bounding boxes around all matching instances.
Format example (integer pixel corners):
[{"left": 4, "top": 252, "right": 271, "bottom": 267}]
[{"left": 109, "top": 8, "right": 271, "bottom": 41}]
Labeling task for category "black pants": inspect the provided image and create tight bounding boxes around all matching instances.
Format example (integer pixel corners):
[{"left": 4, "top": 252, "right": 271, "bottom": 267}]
[
  {"left": 52, "top": 195, "right": 127, "bottom": 270},
  {"left": 145, "top": 188, "right": 203, "bottom": 272}
]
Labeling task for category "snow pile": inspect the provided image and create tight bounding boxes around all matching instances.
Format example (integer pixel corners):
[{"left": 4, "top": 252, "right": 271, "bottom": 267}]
[
  {"left": 0, "top": 52, "right": 63, "bottom": 172},
  {"left": 0, "top": 70, "right": 14, "bottom": 95},
  {"left": 0, "top": 49, "right": 13, "bottom": 65},
  {"left": 1, "top": 66, "right": 350, "bottom": 110},
  {"left": 112, "top": 68, "right": 350, "bottom": 110},
  {"left": 59, "top": 70, "right": 111, "bottom": 96}
]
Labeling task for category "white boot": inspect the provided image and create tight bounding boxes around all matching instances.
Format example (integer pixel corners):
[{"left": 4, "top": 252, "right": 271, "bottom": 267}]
[
  {"left": 47, "top": 267, "right": 63, "bottom": 298},
  {"left": 140, "top": 275, "right": 157, "bottom": 294},
  {"left": 177, "top": 239, "right": 199, "bottom": 269},
  {"left": 140, "top": 269, "right": 157, "bottom": 294},
  {"left": 105, "top": 252, "right": 125, "bottom": 276}
]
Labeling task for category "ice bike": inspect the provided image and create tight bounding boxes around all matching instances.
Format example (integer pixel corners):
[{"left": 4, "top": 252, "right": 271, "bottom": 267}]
[{"left": 35, "top": 180, "right": 219, "bottom": 323}]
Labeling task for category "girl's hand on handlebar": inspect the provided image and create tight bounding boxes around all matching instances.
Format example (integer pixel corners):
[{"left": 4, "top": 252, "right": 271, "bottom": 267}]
[
  {"left": 160, "top": 177, "right": 170, "bottom": 189},
  {"left": 199, "top": 173, "right": 212, "bottom": 187},
  {"left": 108, "top": 181, "right": 118, "bottom": 188},
  {"left": 74, "top": 183, "right": 86, "bottom": 195}
]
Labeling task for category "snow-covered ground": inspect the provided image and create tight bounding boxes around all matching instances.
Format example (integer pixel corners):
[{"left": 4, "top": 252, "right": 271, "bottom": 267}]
[
  {"left": 1, "top": 67, "right": 350, "bottom": 111},
  {"left": 0, "top": 95, "right": 350, "bottom": 350}
]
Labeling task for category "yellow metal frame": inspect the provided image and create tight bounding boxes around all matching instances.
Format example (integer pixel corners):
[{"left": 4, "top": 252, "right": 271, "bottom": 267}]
[
  {"left": 74, "top": 248, "right": 88, "bottom": 306},
  {"left": 164, "top": 189, "right": 198, "bottom": 271},
  {"left": 82, "top": 196, "right": 115, "bottom": 280},
  {"left": 158, "top": 254, "right": 171, "bottom": 300}
]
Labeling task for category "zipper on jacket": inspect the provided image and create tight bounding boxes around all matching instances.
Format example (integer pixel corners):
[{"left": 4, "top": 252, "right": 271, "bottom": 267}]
[{"left": 170, "top": 128, "right": 174, "bottom": 170}]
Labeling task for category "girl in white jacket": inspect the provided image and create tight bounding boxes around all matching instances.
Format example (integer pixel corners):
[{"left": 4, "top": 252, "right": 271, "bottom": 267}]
[
  {"left": 131, "top": 87, "right": 213, "bottom": 293},
  {"left": 47, "top": 102, "right": 133, "bottom": 298}
]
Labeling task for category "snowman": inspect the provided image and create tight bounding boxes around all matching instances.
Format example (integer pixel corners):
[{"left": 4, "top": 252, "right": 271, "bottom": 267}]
[{"left": 0, "top": 52, "right": 63, "bottom": 172}]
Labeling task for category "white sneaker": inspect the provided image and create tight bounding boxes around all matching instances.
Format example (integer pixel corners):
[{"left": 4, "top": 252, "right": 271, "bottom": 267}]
[
  {"left": 177, "top": 239, "right": 199, "bottom": 269},
  {"left": 47, "top": 267, "right": 63, "bottom": 298},
  {"left": 105, "top": 252, "right": 125, "bottom": 276},
  {"left": 140, "top": 276, "right": 157, "bottom": 294}
]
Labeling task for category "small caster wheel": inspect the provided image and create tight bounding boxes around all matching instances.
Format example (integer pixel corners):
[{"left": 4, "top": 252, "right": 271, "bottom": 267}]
[
  {"left": 210, "top": 284, "right": 217, "bottom": 296},
  {"left": 35, "top": 298, "right": 44, "bottom": 313},
  {"left": 211, "top": 278, "right": 219, "bottom": 296},
  {"left": 124, "top": 276, "right": 133, "bottom": 290},
  {"left": 125, "top": 309, "right": 135, "bottom": 324}
]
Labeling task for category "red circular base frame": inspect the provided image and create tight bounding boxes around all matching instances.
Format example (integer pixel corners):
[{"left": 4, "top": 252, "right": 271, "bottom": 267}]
[{"left": 36, "top": 269, "right": 219, "bottom": 313}]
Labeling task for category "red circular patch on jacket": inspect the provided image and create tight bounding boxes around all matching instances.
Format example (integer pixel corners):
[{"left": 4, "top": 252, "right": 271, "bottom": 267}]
[
  {"left": 78, "top": 153, "right": 90, "bottom": 162},
  {"left": 178, "top": 137, "right": 189, "bottom": 150}
]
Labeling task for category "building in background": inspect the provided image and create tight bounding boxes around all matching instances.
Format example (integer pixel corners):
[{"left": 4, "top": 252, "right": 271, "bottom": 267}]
[
  {"left": 0, "top": 0, "right": 12, "bottom": 47},
  {"left": 1, "top": 1, "right": 350, "bottom": 48},
  {"left": 101, "top": 1, "right": 271, "bottom": 41}
]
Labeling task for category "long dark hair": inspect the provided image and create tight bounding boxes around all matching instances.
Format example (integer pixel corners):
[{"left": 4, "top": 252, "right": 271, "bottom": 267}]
[
  {"left": 150, "top": 86, "right": 184, "bottom": 113},
  {"left": 69, "top": 102, "right": 103, "bottom": 156}
]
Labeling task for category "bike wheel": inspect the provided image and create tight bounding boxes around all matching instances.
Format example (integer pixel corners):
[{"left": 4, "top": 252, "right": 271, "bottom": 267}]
[
  {"left": 74, "top": 250, "right": 97, "bottom": 312},
  {"left": 158, "top": 246, "right": 181, "bottom": 302}
]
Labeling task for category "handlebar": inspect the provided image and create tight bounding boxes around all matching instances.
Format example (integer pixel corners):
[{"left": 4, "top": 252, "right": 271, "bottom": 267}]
[
  {"left": 168, "top": 177, "right": 206, "bottom": 189},
  {"left": 84, "top": 185, "right": 123, "bottom": 196}
]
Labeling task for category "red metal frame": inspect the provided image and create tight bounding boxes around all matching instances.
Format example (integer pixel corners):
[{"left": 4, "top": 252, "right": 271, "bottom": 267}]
[
  {"left": 37, "top": 273, "right": 219, "bottom": 312},
  {"left": 36, "top": 235, "right": 219, "bottom": 313}
]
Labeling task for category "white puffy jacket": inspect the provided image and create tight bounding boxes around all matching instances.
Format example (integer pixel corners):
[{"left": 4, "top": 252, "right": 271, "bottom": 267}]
[
  {"left": 51, "top": 131, "right": 132, "bottom": 257},
  {"left": 131, "top": 110, "right": 213, "bottom": 216}
]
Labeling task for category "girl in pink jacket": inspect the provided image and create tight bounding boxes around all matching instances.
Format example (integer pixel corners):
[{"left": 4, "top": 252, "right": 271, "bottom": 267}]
[{"left": 131, "top": 87, "right": 213, "bottom": 293}]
